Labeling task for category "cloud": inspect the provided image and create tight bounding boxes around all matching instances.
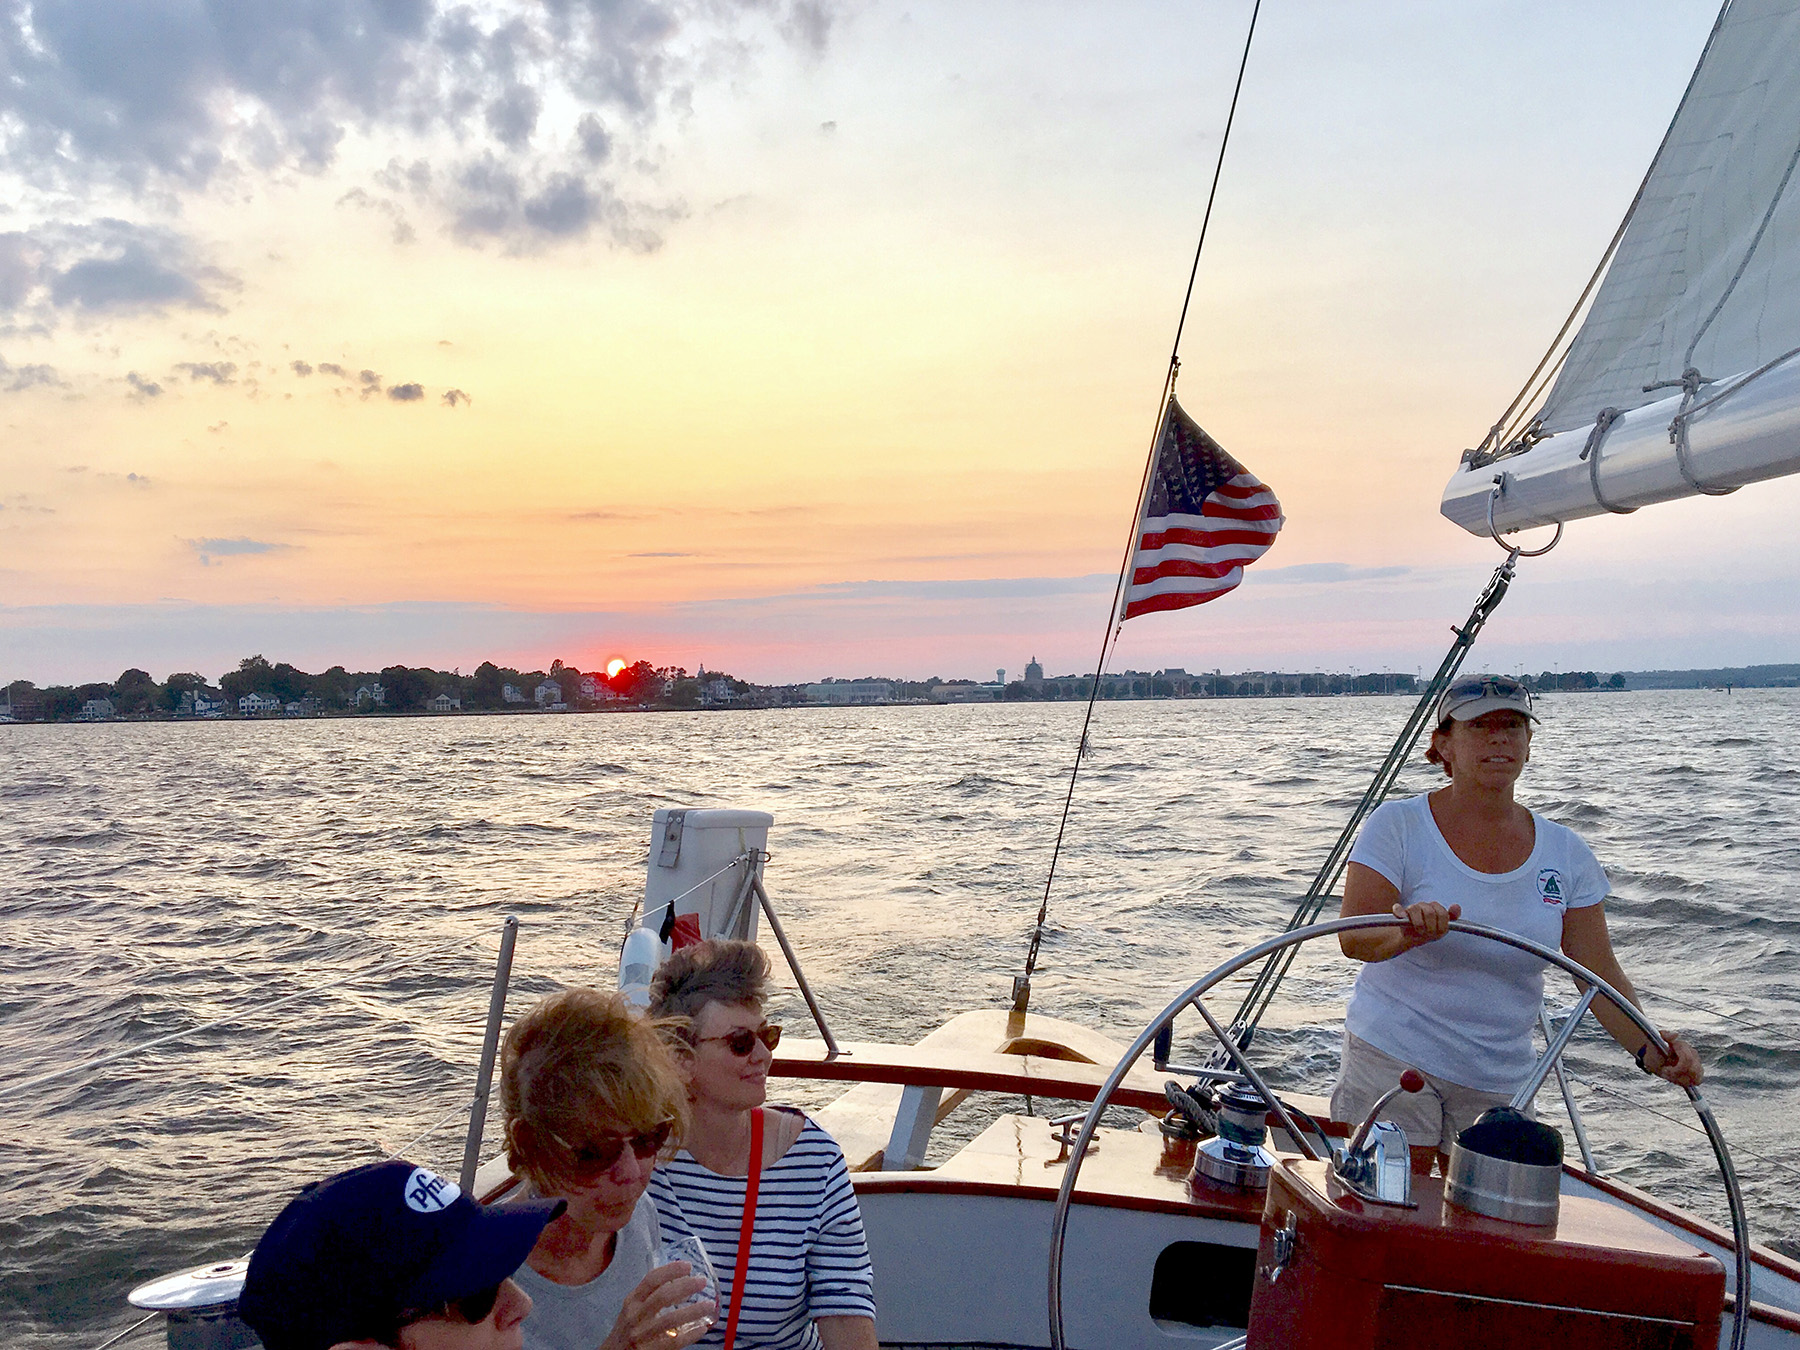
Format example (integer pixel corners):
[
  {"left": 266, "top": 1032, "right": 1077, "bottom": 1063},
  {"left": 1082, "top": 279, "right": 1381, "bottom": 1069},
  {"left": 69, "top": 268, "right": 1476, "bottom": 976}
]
[
  {"left": 0, "top": 353, "right": 63, "bottom": 391},
  {"left": 185, "top": 536, "right": 290, "bottom": 566},
  {"left": 629, "top": 551, "right": 693, "bottom": 558},
  {"left": 317, "top": 362, "right": 347, "bottom": 378},
  {"left": 125, "top": 371, "right": 162, "bottom": 398},
  {"left": 335, "top": 187, "right": 415, "bottom": 245},
  {"left": 0, "top": 220, "right": 234, "bottom": 322},
  {"left": 0, "top": 2, "right": 836, "bottom": 253},
  {"left": 386, "top": 382, "right": 424, "bottom": 401},
  {"left": 290, "top": 360, "right": 313, "bottom": 376},
  {"left": 174, "top": 361, "right": 237, "bottom": 384},
  {"left": 1252, "top": 563, "right": 1414, "bottom": 585},
  {"left": 441, "top": 388, "right": 469, "bottom": 407}
]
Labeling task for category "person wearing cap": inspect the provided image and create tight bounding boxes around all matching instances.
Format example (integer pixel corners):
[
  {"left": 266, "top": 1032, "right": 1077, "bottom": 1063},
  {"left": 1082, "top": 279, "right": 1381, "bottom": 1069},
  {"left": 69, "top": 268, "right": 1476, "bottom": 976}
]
[
  {"left": 500, "top": 987, "right": 716, "bottom": 1350},
  {"left": 237, "top": 1158, "right": 563, "bottom": 1350},
  {"left": 1332, "top": 673, "right": 1703, "bottom": 1174}
]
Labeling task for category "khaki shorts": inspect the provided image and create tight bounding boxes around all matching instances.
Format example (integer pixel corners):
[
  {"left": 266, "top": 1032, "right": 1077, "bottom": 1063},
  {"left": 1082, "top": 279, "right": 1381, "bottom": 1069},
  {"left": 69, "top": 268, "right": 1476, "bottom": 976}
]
[{"left": 1328, "top": 1031, "right": 1528, "bottom": 1150}]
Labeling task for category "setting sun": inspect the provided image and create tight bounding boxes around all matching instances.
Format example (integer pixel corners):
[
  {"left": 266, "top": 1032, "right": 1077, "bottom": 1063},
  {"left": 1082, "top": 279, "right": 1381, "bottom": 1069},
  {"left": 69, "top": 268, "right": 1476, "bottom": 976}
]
[{"left": 606, "top": 658, "right": 627, "bottom": 679}]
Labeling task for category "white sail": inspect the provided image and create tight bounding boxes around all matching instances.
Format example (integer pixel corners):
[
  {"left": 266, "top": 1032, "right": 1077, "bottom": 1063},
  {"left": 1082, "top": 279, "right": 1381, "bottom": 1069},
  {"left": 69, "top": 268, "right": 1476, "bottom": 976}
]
[{"left": 1444, "top": 0, "right": 1800, "bottom": 534}]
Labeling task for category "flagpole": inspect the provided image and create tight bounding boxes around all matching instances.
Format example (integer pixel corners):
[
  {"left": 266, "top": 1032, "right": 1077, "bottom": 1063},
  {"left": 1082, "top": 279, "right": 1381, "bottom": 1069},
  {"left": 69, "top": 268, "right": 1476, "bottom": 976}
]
[
  {"left": 1013, "top": 373, "right": 1175, "bottom": 1013},
  {"left": 1012, "top": 0, "right": 1263, "bottom": 1014}
]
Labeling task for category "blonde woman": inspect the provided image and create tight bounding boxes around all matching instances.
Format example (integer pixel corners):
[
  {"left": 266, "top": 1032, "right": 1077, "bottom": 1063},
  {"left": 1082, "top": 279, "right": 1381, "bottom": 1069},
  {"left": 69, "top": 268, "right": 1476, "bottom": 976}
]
[{"left": 501, "top": 987, "right": 715, "bottom": 1350}]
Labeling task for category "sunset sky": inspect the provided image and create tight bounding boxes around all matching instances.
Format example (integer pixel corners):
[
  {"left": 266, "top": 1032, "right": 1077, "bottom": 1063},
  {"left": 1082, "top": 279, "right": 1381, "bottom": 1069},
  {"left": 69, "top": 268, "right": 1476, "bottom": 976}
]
[{"left": 6, "top": 0, "right": 1794, "bottom": 686}]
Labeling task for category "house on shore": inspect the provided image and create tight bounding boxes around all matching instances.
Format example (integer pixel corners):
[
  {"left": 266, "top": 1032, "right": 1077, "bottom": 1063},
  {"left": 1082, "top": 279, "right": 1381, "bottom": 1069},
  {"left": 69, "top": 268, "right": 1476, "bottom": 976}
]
[{"left": 429, "top": 692, "right": 462, "bottom": 713}]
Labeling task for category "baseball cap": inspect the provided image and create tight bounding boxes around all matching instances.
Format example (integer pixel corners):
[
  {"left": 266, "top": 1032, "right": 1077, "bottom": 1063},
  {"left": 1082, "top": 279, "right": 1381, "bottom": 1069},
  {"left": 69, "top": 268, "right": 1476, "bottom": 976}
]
[
  {"left": 238, "top": 1160, "right": 563, "bottom": 1350},
  {"left": 1435, "top": 673, "right": 1537, "bottom": 727}
]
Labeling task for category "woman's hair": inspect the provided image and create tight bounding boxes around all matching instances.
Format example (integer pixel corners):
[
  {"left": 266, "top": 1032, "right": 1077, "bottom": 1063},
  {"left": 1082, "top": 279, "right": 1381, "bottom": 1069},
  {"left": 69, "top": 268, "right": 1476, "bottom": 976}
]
[
  {"left": 500, "top": 986, "right": 687, "bottom": 1192},
  {"left": 1426, "top": 719, "right": 1454, "bottom": 774},
  {"left": 648, "top": 939, "right": 771, "bottom": 1023}
]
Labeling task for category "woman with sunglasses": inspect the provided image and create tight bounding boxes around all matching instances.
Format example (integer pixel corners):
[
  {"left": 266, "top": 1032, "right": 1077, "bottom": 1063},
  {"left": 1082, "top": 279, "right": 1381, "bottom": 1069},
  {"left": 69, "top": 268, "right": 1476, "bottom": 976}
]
[
  {"left": 500, "top": 987, "right": 717, "bottom": 1350},
  {"left": 1333, "top": 673, "right": 1704, "bottom": 1174},
  {"left": 648, "top": 940, "right": 878, "bottom": 1350}
]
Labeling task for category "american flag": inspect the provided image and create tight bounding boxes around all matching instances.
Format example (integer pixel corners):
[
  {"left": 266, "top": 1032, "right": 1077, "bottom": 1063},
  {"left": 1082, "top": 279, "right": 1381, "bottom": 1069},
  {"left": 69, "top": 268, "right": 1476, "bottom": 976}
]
[{"left": 1121, "top": 397, "right": 1282, "bottom": 620}]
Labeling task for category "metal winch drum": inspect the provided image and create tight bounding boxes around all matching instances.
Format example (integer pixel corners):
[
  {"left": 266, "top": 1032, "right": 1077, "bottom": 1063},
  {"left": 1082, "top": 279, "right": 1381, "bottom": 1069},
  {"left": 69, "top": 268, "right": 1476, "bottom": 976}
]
[{"left": 1189, "top": 1081, "right": 1276, "bottom": 1192}]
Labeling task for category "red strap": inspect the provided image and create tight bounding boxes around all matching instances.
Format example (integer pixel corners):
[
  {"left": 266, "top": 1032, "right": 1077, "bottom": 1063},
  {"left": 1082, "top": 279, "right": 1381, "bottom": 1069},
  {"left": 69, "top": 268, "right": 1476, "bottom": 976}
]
[{"left": 720, "top": 1108, "right": 764, "bottom": 1350}]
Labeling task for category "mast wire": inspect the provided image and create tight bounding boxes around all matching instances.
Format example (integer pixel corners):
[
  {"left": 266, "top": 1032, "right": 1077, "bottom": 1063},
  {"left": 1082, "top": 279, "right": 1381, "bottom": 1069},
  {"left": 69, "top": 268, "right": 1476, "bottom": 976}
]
[
  {"left": 1470, "top": 0, "right": 1735, "bottom": 467},
  {"left": 1016, "top": 0, "right": 1263, "bottom": 1010},
  {"left": 1225, "top": 549, "right": 1521, "bottom": 1043}
]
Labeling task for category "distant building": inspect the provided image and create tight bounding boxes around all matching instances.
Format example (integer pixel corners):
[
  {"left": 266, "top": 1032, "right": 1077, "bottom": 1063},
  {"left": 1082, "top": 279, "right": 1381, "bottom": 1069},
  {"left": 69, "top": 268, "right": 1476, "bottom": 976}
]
[
  {"left": 502, "top": 683, "right": 528, "bottom": 704},
  {"left": 239, "top": 691, "right": 281, "bottom": 715},
  {"left": 930, "top": 681, "right": 1003, "bottom": 703},
  {"left": 428, "top": 692, "right": 462, "bottom": 713},
  {"left": 1024, "top": 657, "right": 1043, "bottom": 683},
  {"left": 703, "top": 677, "right": 736, "bottom": 704},
  {"left": 805, "top": 680, "right": 896, "bottom": 705},
  {"left": 177, "top": 689, "right": 225, "bottom": 717},
  {"left": 354, "top": 683, "right": 386, "bottom": 709},
  {"left": 78, "top": 698, "right": 115, "bottom": 720},
  {"left": 535, "top": 680, "right": 563, "bottom": 707}
]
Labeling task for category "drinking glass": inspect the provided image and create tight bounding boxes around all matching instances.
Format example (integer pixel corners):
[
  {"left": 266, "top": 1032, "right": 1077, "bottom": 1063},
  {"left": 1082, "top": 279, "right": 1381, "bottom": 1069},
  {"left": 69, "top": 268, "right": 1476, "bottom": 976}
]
[{"left": 663, "top": 1233, "right": 720, "bottom": 1327}]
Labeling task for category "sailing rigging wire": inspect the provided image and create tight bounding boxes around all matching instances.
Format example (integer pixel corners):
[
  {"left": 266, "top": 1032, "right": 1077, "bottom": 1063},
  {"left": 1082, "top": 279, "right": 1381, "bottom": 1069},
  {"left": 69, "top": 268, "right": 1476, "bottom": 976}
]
[
  {"left": 1016, "top": 0, "right": 1263, "bottom": 1008},
  {"left": 1224, "top": 550, "right": 1521, "bottom": 1043},
  {"left": 1563, "top": 1068, "right": 1800, "bottom": 1188},
  {"left": 1470, "top": 0, "right": 1735, "bottom": 467}
]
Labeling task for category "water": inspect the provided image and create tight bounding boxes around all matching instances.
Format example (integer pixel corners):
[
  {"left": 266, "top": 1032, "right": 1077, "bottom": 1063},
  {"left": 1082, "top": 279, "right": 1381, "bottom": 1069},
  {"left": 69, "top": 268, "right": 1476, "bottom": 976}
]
[{"left": 4, "top": 691, "right": 1797, "bottom": 1347}]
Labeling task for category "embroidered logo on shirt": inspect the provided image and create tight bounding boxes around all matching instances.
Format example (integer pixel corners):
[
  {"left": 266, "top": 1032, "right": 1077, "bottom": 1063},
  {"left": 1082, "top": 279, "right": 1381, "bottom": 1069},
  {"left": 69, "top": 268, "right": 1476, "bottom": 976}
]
[{"left": 1537, "top": 869, "right": 1566, "bottom": 906}]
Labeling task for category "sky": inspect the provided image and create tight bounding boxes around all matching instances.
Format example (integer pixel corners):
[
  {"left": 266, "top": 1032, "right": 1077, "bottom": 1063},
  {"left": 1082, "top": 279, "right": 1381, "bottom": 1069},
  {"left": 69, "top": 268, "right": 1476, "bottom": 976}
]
[{"left": 4, "top": 0, "right": 1794, "bottom": 687}]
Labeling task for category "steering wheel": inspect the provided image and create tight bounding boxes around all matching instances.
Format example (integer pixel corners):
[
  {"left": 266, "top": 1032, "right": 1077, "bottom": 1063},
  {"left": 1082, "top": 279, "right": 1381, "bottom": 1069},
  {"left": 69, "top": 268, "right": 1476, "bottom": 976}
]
[{"left": 1045, "top": 914, "right": 1751, "bottom": 1350}]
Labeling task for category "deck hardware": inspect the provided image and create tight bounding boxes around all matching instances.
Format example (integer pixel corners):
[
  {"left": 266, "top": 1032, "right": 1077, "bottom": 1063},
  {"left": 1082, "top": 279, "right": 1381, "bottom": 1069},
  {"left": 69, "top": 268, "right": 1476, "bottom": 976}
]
[
  {"left": 1047, "top": 915, "right": 1754, "bottom": 1350},
  {"left": 459, "top": 915, "right": 519, "bottom": 1193},
  {"left": 1262, "top": 1211, "right": 1298, "bottom": 1284},
  {"left": 128, "top": 1259, "right": 256, "bottom": 1350},
  {"left": 1330, "top": 1068, "right": 1422, "bottom": 1208},
  {"left": 748, "top": 851, "right": 841, "bottom": 1059},
  {"left": 1046, "top": 1112, "right": 1098, "bottom": 1164}
]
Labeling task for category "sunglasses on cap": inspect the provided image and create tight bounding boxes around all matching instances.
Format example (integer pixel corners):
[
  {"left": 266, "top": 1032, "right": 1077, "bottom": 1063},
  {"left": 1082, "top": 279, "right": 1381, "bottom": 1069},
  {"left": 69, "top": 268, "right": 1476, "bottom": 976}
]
[
  {"left": 397, "top": 1281, "right": 503, "bottom": 1329},
  {"left": 1444, "top": 674, "right": 1531, "bottom": 704},
  {"left": 692, "top": 1023, "right": 782, "bottom": 1057},
  {"left": 549, "top": 1119, "right": 676, "bottom": 1177}
]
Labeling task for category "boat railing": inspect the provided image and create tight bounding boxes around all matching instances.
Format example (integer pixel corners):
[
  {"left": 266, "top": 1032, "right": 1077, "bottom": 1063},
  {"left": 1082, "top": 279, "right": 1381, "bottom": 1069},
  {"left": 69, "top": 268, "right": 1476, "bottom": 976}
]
[{"left": 25, "top": 917, "right": 528, "bottom": 1350}]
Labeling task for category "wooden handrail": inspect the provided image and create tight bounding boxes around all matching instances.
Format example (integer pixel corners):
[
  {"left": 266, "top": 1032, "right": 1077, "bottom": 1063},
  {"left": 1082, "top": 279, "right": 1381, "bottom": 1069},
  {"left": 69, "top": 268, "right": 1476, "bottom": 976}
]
[{"left": 772, "top": 1038, "right": 1171, "bottom": 1114}]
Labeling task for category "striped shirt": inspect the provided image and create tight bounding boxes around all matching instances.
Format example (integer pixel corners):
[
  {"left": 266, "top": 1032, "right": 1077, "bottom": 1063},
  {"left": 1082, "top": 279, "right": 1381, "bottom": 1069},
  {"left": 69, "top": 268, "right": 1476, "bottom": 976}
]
[{"left": 649, "top": 1110, "right": 876, "bottom": 1350}]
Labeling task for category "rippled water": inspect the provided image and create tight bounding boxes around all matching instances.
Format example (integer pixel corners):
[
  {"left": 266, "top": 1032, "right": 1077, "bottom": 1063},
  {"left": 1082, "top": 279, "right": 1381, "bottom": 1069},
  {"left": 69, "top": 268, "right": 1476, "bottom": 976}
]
[{"left": 4, "top": 691, "right": 1798, "bottom": 1348}]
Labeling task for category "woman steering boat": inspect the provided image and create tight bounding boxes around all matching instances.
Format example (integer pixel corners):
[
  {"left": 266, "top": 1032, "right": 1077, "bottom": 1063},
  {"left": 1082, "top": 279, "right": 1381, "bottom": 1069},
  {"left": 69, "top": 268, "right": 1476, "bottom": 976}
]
[{"left": 1333, "top": 673, "right": 1704, "bottom": 1173}]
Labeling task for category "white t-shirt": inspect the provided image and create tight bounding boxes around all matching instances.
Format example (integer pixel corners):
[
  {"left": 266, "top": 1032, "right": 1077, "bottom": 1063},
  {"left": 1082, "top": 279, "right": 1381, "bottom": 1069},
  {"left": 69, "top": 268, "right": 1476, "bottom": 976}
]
[{"left": 1345, "top": 793, "right": 1608, "bottom": 1093}]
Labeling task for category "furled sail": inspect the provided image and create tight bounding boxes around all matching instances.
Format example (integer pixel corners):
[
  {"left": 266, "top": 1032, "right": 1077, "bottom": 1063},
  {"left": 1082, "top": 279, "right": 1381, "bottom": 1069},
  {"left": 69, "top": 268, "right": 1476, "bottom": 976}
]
[{"left": 1443, "top": 0, "right": 1800, "bottom": 534}]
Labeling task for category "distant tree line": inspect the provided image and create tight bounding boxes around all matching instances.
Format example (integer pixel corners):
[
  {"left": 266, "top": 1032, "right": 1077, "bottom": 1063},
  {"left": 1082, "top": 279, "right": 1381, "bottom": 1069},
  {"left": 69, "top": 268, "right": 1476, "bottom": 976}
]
[{"left": 3, "top": 655, "right": 747, "bottom": 722}]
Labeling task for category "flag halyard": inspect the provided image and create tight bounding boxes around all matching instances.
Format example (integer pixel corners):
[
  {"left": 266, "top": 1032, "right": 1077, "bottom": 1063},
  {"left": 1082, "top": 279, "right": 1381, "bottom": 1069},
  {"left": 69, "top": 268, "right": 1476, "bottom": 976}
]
[{"left": 1121, "top": 397, "right": 1282, "bottom": 620}]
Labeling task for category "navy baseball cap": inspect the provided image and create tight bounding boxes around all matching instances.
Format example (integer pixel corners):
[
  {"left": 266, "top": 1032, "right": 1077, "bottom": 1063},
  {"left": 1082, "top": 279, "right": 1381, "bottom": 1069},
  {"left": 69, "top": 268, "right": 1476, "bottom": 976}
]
[{"left": 238, "top": 1160, "right": 562, "bottom": 1350}]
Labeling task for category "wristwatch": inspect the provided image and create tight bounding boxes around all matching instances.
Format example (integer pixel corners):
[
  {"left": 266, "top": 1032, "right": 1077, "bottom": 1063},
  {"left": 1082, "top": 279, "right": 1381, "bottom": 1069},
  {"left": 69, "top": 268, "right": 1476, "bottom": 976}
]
[{"left": 1634, "top": 1042, "right": 1662, "bottom": 1075}]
